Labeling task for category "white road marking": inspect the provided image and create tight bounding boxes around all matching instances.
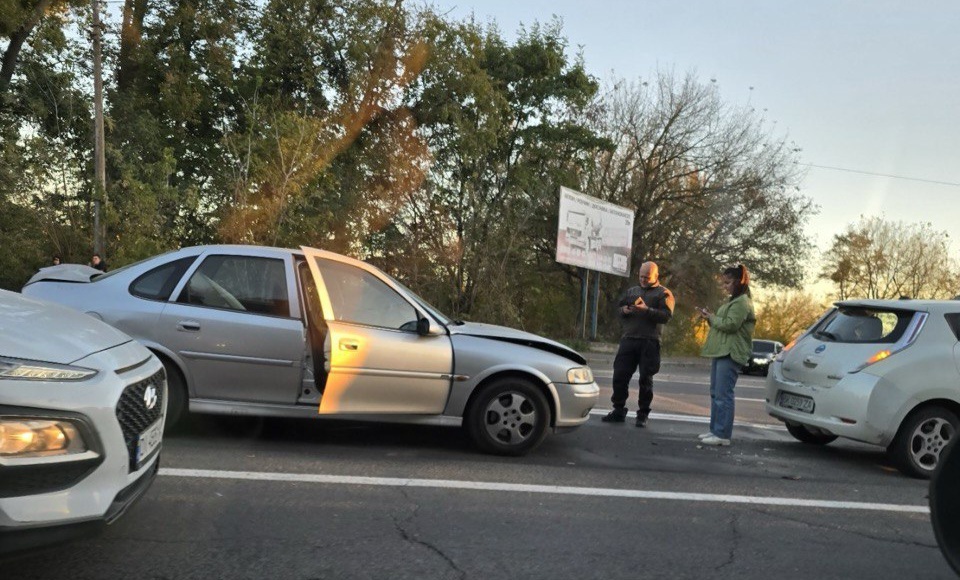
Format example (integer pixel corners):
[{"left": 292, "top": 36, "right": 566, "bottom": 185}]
[
  {"left": 591, "top": 371, "right": 766, "bottom": 390},
  {"left": 588, "top": 409, "right": 786, "bottom": 431},
  {"left": 159, "top": 468, "right": 928, "bottom": 514}
]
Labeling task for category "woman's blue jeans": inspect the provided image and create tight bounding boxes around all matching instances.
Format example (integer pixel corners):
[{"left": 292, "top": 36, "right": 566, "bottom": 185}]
[{"left": 709, "top": 356, "right": 742, "bottom": 439}]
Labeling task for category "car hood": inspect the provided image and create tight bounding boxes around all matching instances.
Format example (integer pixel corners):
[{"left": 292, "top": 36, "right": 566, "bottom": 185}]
[
  {"left": 0, "top": 290, "right": 130, "bottom": 364},
  {"left": 449, "top": 321, "right": 586, "bottom": 365},
  {"left": 24, "top": 264, "right": 101, "bottom": 286}
]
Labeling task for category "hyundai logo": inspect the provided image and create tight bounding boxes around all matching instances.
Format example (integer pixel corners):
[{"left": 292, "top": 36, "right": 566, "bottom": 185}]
[
  {"left": 143, "top": 385, "right": 158, "bottom": 410},
  {"left": 815, "top": 345, "right": 826, "bottom": 354}
]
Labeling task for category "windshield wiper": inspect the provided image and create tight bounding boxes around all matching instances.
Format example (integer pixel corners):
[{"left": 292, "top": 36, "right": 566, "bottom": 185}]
[
  {"left": 816, "top": 330, "right": 839, "bottom": 341},
  {"left": 452, "top": 319, "right": 466, "bottom": 325}
]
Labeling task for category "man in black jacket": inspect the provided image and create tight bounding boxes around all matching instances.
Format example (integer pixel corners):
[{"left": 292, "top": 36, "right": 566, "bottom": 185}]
[{"left": 602, "top": 261, "right": 675, "bottom": 427}]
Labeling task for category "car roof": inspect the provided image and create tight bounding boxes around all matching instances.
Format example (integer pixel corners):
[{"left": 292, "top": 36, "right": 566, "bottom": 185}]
[
  {"left": 837, "top": 298, "right": 960, "bottom": 313},
  {"left": 177, "top": 244, "right": 305, "bottom": 258}
]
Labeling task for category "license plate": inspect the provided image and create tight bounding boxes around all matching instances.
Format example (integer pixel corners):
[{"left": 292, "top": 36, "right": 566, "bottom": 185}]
[
  {"left": 136, "top": 419, "right": 163, "bottom": 465},
  {"left": 777, "top": 391, "right": 815, "bottom": 413}
]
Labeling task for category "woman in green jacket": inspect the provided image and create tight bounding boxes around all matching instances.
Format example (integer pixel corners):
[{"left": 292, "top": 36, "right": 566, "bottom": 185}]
[{"left": 696, "top": 264, "right": 756, "bottom": 446}]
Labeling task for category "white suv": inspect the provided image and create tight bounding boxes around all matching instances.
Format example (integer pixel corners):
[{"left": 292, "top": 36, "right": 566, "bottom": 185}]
[
  {"left": 766, "top": 299, "right": 960, "bottom": 478},
  {"left": 0, "top": 290, "right": 165, "bottom": 554}
]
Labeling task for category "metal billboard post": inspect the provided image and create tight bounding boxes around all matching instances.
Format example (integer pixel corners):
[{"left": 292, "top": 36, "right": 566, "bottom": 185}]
[
  {"left": 580, "top": 268, "right": 589, "bottom": 339},
  {"left": 590, "top": 272, "right": 600, "bottom": 340}
]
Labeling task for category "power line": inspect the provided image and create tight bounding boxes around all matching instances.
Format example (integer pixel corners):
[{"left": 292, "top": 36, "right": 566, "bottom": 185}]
[{"left": 799, "top": 163, "right": 960, "bottom": 188}]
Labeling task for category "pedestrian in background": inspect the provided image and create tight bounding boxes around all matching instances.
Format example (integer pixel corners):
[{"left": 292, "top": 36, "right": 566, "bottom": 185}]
[
  {"left": 90, "top": 253, "right": 107, "bottom": 272},
  {"left": 696, "top": 264, "right": 756, "bottom": 446},
  {"left": 602, "top": 260, "right": 675, "bottom": 427},
  {"left": 52, "top": 255, "right": 61, "bottom": 266}
]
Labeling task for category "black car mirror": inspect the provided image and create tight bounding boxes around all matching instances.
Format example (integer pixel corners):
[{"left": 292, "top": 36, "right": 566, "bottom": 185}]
[{"left": 416, "top": 316, "right": 445, "bottom": 336}]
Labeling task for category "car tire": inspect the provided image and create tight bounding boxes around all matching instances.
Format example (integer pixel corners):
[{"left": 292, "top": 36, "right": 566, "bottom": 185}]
[
  {"left": 889, "top": 406, "right": 959, "bottom": 479},
  {"left": 785, "top": 422, "right": 838, "bottom": 445},
  {"left": 160, "top": 358, "right": 187, "bottom": 432},
  {"left": 466, "top": 377, "right": 550, "bottom": 456}
]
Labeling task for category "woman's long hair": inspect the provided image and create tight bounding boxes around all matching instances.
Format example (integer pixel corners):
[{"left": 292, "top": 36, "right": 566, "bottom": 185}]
[{"left": 723, "top": 264, "right": 751, "bottom": 299}]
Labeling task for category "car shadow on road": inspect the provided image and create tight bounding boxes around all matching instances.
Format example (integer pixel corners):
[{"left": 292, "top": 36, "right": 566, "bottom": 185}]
[{"left": 166, "top": 413, "right": 477, "bottom": 455}]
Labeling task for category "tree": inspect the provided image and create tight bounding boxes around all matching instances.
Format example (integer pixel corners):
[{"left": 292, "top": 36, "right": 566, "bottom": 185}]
[
  {"left": 215, "top": 0, "right": 429, "bottom": 251},
  {"left": 575, "top": 72, "right": 815, "bottom": 341},
  {"left": 822, "top": 216, "right": 960, "bottom": 300},
  {"left": 753, "top": 290, "right": 825, "bottom": 344},
  {"left": 0, "top": 0, "right": 84, "bottom": 99},
  {"left": 383, "top": 15, "right": 605, "bottom": 330}
]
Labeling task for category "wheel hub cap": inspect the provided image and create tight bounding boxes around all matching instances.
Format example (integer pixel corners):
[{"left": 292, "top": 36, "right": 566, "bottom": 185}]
[{"left": 483, "top": 391, "right": 537, "bottom": 444}]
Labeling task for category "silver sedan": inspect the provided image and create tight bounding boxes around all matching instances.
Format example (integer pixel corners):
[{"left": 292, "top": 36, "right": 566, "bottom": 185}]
[{"left": 23, "top": 245, "right": 599, "bottom": 455}]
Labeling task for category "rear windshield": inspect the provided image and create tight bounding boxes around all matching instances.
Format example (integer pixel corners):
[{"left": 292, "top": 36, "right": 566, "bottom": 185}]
[
  {"left": 752, "top": 341, "right": 776, "bottom": 353},
  {"left": 812, "top": 306, "right": 914, "bottom": 344}
]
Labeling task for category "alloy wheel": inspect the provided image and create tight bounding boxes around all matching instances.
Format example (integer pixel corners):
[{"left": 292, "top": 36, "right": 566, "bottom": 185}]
[
  {"left": 483, "top": 391, "right": 538, "bottom": 445},
  {"left": 910, "top": 417, "right": 954, "bottom": 472}
]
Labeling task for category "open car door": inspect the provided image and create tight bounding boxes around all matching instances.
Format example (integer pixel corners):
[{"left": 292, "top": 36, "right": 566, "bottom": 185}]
[{"left": 300, "top": 246, "right": 453, "bottom": 415}]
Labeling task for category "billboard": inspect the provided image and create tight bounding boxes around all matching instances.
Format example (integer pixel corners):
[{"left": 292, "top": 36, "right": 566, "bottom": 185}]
[{"left": 555, "top": 187, "right": 634, "bottom": 277}]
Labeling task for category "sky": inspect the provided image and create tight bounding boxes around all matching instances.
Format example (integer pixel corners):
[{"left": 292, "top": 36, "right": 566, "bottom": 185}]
[{"left": 426, "top": 0, "right": 960, "bottom": 273}]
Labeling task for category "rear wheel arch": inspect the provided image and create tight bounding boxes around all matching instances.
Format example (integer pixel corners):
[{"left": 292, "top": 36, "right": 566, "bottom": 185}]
[
  {"left": 889, "top": 400, "right": 960, "bottom": 478},
  {"left": 893, "top": 398, "right": 960, "bottom": 441}
]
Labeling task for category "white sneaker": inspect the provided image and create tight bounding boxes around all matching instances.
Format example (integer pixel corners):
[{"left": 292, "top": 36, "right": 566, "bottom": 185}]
[
  {"left": 697, "top": 432, "right": 712, "bottom": 439},
  {"left": 701, "top": 435, "right": 731, "bottom": 446}
]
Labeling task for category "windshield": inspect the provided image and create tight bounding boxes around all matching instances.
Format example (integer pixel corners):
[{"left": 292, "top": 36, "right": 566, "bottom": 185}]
[{"left": 752, "top": 341, "right": 776, "bottom": 353}]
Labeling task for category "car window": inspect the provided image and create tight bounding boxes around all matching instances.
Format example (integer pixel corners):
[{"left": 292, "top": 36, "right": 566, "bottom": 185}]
[
  {"left": 178, "top": 255, "right": 290, "bottom": 317},
  {"left": 752, "top": 341, "right": 775, "bottom": 353},
  {"left": 813, "top": 307, "right": 912, "bottom": 344},
  {"left": 314, "top": 258, "right": 418, "bottom": 331},
  {"left": 129, "top": 257, "right": 196, "bottom": 301},
  {"left": 945, "top": 313, "right": 960, "bottom": 341}
]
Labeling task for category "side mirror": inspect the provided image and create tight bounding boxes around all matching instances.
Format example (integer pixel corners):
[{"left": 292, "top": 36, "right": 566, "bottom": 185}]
[{"left": 416, "top": 316, "right": 444, "bottom": 337}]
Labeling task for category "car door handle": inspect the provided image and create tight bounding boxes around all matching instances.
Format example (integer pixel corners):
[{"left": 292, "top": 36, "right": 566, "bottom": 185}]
[
  {"left": 339, "top": 339, "right": 359, "bottom": 351},
  {"left": 177, "top": 320, "right": 201, "bottom": 332}
]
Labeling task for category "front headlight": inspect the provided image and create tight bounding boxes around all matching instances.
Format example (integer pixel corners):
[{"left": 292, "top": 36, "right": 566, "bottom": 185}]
[
  {"left": 0, "top": 356, "right": 97, "bottom": 381},
  {"left": 567, "top": 367, "right": 594, "bottom": 384},
  {"left": 0, "top": 419, "right": 88, "bottom": 457}
]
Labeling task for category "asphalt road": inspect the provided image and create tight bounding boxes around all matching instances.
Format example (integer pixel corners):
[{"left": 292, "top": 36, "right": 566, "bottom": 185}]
[{"left": 5, "top": 364, "right": 954, "bottom": 579}]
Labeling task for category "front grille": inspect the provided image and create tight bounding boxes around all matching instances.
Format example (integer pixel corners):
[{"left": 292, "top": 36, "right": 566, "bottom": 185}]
[{"left": 115, "top": 368, "right": 166, "bottom": 471}]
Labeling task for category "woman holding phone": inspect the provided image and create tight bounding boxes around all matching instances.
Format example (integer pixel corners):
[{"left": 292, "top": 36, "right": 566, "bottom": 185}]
[{"left": 696, "top": 264, "right": 756, "bottom": 446}]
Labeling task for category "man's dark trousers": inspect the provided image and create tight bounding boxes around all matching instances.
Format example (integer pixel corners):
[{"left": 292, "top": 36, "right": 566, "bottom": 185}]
[{"left": 611, "top": 337, "right": 661, "bottom": 417}]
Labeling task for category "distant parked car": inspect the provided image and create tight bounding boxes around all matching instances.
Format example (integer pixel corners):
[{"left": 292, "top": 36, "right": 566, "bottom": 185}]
[
  {"left": 0, "top": 290, "right": 165, "bottom": 555},
  {"left": 766, "top": 299, "right": 960, "bottom": 478},
  {"left": 743, "top": 339, "right": 784, "bottom": 375},
  {"left": 23, "top": 245, "right": 599, "bottom": 456}
]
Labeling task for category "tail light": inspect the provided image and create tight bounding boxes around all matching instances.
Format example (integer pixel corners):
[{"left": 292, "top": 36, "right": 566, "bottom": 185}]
[
  {"left": 774, "top": 339, "right": 796, "bottom": 362},
  {"left": 850, "top": 312, "right": 928, "bottom": 374}
]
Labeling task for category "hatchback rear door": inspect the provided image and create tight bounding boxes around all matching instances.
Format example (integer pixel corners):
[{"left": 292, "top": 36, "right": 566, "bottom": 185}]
[{"left": 781, "top": 306, "right": 919, "bottom": 386}]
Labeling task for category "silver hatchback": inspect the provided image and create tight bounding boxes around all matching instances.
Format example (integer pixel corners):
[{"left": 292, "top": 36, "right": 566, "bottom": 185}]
[{"left": 23, "top": 245, "right": 598, "bottom": 455}]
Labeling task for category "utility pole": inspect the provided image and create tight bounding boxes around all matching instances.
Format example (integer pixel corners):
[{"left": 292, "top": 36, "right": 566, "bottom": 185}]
[{"left": 91, "top": 0, "right": 107, "bottom": 258}]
